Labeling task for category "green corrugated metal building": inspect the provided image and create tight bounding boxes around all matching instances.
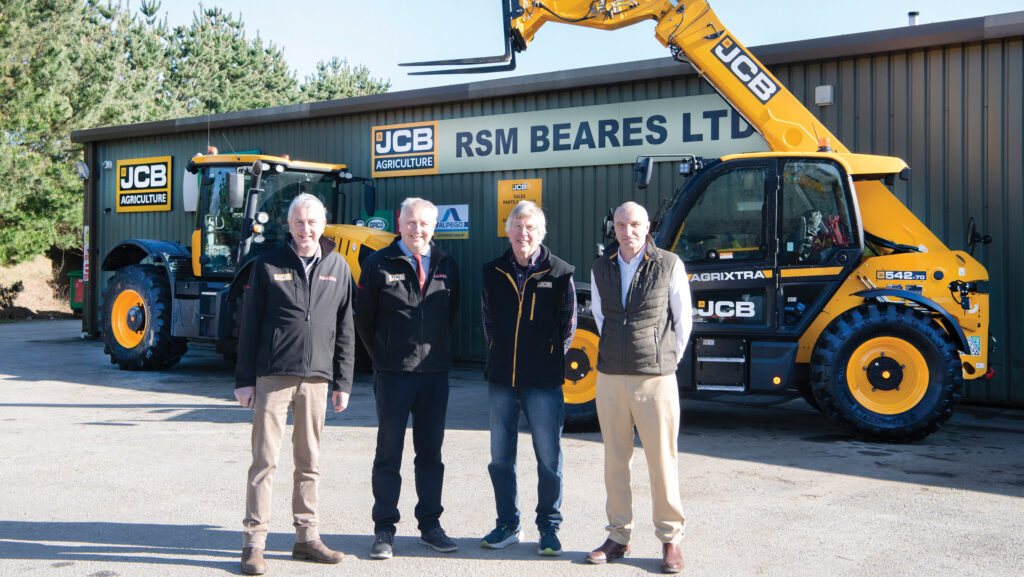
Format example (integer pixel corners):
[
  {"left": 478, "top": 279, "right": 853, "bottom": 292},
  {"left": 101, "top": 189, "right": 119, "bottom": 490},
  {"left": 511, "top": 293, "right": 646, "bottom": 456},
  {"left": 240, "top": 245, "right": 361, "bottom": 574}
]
[{"left": 72, "top": 11, "right": 1024, "bottom": 405}]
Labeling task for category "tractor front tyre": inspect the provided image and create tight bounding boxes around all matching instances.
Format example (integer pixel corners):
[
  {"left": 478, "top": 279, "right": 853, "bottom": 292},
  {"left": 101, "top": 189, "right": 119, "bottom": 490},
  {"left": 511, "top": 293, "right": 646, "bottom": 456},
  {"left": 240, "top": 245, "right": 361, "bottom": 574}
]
[
  {"left": 810, "top": 303, "right": 962, "bottom": 442},
  {"left": 102, "top": 264, "right": 187, "bottom": 370},
  {"left": 563, "top": 319, "right": 600, "bottom": 432}
]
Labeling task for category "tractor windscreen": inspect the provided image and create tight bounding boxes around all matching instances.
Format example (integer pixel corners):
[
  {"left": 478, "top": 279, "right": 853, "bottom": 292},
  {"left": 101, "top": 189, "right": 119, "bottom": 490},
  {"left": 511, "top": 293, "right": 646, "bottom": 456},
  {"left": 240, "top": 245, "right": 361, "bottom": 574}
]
[{"left": 199, "top": 166, "right": 340, "bottom": 275}]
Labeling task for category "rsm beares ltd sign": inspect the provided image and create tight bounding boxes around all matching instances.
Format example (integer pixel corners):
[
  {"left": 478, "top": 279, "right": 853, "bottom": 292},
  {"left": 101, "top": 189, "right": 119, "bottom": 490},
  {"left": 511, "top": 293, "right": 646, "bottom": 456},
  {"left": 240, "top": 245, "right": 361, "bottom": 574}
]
[{"left": 371, "top": 94, "right": 766, "bottom": 178}]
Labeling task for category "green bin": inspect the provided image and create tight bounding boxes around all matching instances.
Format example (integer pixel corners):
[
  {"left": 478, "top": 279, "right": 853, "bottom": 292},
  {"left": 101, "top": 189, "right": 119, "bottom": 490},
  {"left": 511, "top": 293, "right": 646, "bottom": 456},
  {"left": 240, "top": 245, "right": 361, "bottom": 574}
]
[{"left": 68, "top": 270, "right": 84, "bottom": 311}]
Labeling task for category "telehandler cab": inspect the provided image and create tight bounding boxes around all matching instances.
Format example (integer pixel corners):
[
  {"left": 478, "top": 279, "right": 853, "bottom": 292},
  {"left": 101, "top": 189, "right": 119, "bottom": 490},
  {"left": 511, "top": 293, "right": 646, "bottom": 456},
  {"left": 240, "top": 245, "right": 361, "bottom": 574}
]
[{"left": 406, "top": 0, "right": 993, "bottom": 441}]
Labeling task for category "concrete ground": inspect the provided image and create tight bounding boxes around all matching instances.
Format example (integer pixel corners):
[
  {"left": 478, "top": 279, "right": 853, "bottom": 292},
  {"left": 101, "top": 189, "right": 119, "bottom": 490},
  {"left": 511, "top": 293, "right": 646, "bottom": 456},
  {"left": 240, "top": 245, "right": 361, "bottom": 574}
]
[{"left": 1, "top": 320, "right": 1022, "bottom": 577}]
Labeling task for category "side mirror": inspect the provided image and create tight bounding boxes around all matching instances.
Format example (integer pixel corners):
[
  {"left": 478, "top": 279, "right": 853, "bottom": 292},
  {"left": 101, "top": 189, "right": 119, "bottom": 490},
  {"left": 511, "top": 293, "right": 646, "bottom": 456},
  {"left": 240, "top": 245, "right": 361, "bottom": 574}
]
[
  {"left": 227, "top": 173, "right": 245, "bottom": 208},
  {"left": 634, "top": 157, "right": 653, "bottom": 190},
  {"left": 182, "top": 169, "right": 199, "bottom": 212},
  {"left": 363, "top": 182, "right": 376, "bottom": 216}
]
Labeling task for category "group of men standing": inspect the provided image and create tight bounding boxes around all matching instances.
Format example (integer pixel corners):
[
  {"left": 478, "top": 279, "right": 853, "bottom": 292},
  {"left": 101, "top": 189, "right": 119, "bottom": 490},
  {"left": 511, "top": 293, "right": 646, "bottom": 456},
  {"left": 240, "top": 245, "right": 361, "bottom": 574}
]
[{"left": 232, "top": 193, "right": 692, "bottom": 575}]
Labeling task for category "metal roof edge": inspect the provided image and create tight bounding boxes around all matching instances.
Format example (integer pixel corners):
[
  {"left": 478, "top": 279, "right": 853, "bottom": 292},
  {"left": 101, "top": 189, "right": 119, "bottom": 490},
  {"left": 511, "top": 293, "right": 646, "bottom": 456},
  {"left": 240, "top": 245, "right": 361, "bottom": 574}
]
[{"left": 71, "top": 10, "right": 1024, "bottom": 144}]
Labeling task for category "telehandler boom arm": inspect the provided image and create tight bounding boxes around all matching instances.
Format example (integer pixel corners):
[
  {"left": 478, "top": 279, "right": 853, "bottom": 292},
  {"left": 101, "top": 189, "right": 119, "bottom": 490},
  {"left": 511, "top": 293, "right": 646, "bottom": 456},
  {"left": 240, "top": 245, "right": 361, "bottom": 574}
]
[{"left": 514, "top": 1, "right": 847, "bottom": 154}]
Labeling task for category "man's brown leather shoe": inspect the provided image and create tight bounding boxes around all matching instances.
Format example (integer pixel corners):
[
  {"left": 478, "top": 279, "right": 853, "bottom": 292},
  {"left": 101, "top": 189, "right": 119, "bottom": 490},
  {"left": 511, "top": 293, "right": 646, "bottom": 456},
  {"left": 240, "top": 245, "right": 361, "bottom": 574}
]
[
  {"left": 292, "top": 538, "right": 345, "bottom": 564},
  {"left": 661, "top": 542, "right": 685, "bottom": 573},
  {"left": 585, "top": 538, "right": 629, "bottom": 564},
  {"left": 241, "top": 547, "right": 266, "bottom": 575}
]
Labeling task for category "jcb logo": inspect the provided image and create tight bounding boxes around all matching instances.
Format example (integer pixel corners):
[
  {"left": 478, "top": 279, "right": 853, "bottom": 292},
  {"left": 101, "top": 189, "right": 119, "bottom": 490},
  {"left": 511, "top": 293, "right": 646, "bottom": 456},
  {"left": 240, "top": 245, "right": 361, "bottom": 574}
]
[
  {"left": 372, "top": 122, "right": 439, "bottom": 178},
  {"left": 512, "top": 183, "right": 528, "bottom": 191},
  {"left": 116, "top": 156, "right": 172, "bottom": 213},
  {"left": 712, "top": 36, "right": 779, "bottom": 103},
  {"left": 374, "top": 124, "right": 435, "bottom": 155},
  {"left": 696, "top": 300, "right": 756, "bottom": 318},
  {"left": 119, "top": 161, "right": 168, "bottom": 191}
]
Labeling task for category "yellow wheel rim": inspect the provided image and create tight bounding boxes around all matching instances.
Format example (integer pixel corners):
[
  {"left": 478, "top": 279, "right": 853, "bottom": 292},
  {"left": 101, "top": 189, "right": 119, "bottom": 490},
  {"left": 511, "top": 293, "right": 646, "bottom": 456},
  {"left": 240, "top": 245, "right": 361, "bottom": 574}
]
[
  {"left": 563, "top": 328, "right": 599, "bottom": 405},
  {"left": 110, "top": 289, "right": 146, "bottom": 349},
  {"left": 846, "top": 336, "right": 929, "bottom": 415}
]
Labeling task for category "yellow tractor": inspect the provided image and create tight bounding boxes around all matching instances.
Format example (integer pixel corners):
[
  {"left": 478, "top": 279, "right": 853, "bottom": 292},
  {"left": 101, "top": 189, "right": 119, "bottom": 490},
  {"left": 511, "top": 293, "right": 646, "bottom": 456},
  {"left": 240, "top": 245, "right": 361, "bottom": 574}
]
[
  {"left": 101, "top": 152, "right": 394, "bottom": 370},
  {"left": 407, "top": 0, "right": 993, "bottom": 441}
]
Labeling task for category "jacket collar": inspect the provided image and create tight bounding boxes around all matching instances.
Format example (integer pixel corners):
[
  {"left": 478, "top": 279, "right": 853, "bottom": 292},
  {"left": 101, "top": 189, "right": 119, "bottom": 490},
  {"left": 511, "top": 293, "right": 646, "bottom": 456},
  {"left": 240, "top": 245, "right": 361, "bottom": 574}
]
[
  {"left": 496, "top": 244, "right": 550, "bottom": 274},
  {"left": 607, "top": 235, "right": 659, "bottom": 265},
  {"left": 382, "top": 236, "right": 446, "bottom": 262}
]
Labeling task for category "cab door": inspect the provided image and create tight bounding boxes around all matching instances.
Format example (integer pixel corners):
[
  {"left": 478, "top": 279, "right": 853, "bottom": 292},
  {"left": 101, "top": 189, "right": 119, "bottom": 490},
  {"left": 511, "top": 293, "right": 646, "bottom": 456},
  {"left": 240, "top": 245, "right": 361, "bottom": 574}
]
[
  {"left": 663, "top": 159, "right": 777, "bottom": 337},
  {"left": 775, "top": 158, "right": 862, "bottom": 336}
]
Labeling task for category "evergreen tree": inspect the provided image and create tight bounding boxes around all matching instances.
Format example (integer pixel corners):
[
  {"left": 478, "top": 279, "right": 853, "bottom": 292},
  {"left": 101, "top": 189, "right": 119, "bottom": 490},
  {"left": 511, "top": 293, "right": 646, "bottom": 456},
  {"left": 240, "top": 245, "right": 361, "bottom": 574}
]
[{"left": 299, "top": 57, "right": 391, "bottom": 102}]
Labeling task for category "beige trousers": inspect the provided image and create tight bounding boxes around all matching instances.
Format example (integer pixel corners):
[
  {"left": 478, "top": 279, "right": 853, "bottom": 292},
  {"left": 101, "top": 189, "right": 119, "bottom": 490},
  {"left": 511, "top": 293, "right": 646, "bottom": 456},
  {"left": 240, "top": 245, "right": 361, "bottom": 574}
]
[
  {"left": 595, "top": 371, "right": 685, "bottom": 545},
  {"left": 243, "top": 375, "right": 328, "bottom": 549}
]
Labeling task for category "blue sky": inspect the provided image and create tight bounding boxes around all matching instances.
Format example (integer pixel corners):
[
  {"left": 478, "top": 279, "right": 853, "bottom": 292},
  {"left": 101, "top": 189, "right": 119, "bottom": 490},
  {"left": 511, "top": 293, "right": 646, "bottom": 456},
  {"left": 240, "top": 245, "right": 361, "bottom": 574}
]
[{"left": 158, "top": 1, "right": 1023, "bottom": 92}]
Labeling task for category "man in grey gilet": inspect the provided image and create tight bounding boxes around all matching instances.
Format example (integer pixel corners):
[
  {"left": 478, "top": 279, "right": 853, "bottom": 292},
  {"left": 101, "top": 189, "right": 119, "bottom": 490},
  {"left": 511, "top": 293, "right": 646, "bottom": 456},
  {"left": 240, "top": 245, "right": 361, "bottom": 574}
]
[{"left": 585, "top": 201, "right": 692, "bottom": 574}]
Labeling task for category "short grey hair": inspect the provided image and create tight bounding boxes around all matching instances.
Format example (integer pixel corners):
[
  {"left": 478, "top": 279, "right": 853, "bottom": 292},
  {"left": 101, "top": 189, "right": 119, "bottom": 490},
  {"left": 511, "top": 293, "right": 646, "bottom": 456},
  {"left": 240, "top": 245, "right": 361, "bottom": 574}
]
[
  {"left": 399, "top": 197, "right": 438, "bottom": 222},
  {"left": 614, "top": 201, "right": 649, "bottom": 224},
  {"left": 505, "top": 200, "right": 547, "bottom": 241},
  {"left": 288, "top": 193, "right": 326, "bottom": 222}
]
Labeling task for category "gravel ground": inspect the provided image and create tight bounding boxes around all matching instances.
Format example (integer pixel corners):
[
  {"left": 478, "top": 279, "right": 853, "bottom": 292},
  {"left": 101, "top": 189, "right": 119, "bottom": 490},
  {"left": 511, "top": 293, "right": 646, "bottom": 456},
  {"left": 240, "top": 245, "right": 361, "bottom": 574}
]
[{"left": 1, "top": 320, "right": 1022, "bottom": 576}]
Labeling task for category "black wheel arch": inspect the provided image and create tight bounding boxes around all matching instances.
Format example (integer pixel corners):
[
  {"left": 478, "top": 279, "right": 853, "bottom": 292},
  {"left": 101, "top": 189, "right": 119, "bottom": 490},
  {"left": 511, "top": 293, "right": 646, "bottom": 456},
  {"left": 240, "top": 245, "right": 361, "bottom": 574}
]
[{"left": 853, "top": 288, "right": 968, "bottom": 354}]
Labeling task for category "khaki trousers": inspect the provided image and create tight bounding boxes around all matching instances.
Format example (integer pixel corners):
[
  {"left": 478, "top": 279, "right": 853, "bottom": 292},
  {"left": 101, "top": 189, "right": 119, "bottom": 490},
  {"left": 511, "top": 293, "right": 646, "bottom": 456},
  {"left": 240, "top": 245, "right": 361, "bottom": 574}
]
[
  {"left": 243, "top": 375, "right": 328, "bottom": 549},
  {"left": 595, "top": 371, "right": 685, "bottom": 545}
]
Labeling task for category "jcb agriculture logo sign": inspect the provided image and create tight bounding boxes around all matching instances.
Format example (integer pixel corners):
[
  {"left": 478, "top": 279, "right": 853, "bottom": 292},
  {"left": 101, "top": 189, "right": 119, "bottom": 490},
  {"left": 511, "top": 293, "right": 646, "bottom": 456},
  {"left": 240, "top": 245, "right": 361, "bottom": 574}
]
[
  {"left": 117, "top": 156, "right": 172, "bottom": 213},
  {"left": 372, "top": 121, "right": 439, "bottom": 178},
  {"left": 712, "top": 36, "right": 779, "bottom": 104}
]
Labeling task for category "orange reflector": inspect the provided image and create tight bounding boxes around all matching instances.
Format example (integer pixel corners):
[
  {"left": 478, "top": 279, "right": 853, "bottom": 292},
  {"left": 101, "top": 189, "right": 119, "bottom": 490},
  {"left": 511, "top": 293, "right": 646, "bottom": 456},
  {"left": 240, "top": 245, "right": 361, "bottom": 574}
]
[{"left": 772, "top": 376, "right": 781, "bottom": 385}]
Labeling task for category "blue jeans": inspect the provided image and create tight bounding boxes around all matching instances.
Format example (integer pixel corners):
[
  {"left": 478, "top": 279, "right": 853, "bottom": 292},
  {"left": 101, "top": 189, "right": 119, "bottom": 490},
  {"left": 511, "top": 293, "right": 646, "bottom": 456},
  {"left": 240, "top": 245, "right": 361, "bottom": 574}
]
[{"left": 487, "top": 383, "right": 565, "bottom": 533}]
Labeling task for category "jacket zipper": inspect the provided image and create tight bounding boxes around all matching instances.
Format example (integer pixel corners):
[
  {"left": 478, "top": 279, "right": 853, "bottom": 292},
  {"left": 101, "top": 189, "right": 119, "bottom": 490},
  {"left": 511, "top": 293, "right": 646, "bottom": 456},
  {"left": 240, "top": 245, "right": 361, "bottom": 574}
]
[{"left": 498, "top": 266, "right": 550, "bottom": 388}]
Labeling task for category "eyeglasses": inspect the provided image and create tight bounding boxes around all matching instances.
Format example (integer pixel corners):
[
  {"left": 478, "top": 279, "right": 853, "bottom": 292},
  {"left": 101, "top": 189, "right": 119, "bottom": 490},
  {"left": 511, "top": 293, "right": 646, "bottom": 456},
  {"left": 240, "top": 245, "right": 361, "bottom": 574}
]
[{"left": 510, "top": 224, "right": 538, "bottom": 234}]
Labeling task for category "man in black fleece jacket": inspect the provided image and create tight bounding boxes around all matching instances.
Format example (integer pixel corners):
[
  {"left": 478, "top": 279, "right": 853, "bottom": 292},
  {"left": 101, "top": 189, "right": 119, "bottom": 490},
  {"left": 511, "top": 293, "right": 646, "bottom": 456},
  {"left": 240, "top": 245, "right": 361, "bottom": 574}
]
[{"left": 234, "top": 193, "right": 354, "bottom": 575}]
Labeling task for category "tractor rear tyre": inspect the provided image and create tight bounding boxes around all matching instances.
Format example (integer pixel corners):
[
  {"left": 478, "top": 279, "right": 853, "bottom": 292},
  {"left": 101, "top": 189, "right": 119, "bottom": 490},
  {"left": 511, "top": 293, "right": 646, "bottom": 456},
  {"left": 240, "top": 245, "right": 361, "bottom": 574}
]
[
  {"left": 563, "top": 318, "right": 600, "bottom": 432},
  {"left": 102, "top": 264, "right": 187, "bottom": 370},
  {"left": 810, "top": 303, "right": 962, "bottom": 442}
]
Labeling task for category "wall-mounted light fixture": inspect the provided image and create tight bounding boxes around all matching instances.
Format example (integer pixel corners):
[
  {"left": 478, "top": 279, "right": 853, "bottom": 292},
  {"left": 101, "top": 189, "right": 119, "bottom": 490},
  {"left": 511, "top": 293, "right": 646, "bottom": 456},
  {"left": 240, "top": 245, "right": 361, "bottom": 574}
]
[
  {"left": 814, "top": 85, "right": 834, "bottom": 107},
  {"left": 102, "top": 160, "right": 113, "bottom": 170}
]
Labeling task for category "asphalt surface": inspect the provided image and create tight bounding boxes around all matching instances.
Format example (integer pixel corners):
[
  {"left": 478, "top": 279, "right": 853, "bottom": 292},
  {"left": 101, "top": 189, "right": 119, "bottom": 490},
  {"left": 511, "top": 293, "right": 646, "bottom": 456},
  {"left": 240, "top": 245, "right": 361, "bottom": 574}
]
[{"left": 1, "top": 320, "right": 1022, "bottom": 577}]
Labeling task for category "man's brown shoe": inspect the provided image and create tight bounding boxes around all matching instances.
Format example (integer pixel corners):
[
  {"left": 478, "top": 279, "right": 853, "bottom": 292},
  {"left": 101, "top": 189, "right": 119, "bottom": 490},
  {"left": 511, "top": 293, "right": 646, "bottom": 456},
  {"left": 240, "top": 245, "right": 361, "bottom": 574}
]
[
  {"left": 585, "top": 538, "right": 629, "bottom": 564},
  {"left": 661, "top": 542, "right": 685, "bottom": 573},
  {"left": 292, "top": 538, "right": 345, "bottom": 564},
  {"left": 241, "top": 547, "right": 266, "bottom": 575}
]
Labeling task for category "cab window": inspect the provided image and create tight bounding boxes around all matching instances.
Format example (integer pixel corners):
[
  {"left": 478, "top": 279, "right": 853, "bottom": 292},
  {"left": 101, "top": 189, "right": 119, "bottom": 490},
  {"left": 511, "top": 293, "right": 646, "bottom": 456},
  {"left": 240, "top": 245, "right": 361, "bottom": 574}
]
[
  {"left": 780, "top": 161, "right": 854, "bottom": 265},
  {"left": 672, "top": 166, "right": 767, "bottom": 264}
]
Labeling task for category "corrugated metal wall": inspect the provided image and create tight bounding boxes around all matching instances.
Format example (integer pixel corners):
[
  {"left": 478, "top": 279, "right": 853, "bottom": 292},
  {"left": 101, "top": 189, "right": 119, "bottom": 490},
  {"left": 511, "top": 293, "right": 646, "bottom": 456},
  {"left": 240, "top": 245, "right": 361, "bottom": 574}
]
[{"left": 84, "top": 23, "right": 1022, "bottom": 405}]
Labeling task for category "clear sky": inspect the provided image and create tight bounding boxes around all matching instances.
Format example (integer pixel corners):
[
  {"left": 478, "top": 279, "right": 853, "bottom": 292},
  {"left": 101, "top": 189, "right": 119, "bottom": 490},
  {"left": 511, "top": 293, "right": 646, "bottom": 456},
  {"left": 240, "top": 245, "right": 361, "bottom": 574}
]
[{"left": 158, "top": 0, "right": 1023, "bottom": 93}]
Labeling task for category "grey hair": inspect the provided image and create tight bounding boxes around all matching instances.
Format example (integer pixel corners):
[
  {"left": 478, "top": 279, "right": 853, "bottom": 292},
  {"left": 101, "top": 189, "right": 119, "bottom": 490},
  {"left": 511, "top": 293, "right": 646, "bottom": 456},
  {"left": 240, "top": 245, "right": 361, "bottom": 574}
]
[
  {"left": 504, "top": 200, "right": 547, "bottom": 241},
  {"left": 287, "top": 193, "right": 326, "bottom": 222},
  {"left": 399, "top": 197, "right": 439, "bottom": 222},
  {"left": 614, "top": 201, "right": 650, "bottom": 223}
]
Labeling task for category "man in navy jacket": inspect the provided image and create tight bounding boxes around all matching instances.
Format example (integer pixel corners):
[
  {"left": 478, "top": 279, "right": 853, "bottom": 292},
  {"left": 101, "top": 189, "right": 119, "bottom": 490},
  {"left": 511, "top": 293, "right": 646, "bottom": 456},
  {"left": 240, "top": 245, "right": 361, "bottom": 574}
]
[{"left": 355, "top": 197, "right": 460, "bottom": 559}]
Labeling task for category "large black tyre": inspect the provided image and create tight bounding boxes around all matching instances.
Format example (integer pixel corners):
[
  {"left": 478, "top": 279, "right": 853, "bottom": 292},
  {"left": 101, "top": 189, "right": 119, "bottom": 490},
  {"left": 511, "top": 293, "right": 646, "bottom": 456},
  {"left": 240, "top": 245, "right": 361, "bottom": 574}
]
[
  {"left": 563, "top": 317, "right": 600, "bottom": 432},
  {"left": 102, "top": 264, "right": 187, "bottom": 370},
  {"left": 810, "top": 303, "right": 962, "bottom": 442}
]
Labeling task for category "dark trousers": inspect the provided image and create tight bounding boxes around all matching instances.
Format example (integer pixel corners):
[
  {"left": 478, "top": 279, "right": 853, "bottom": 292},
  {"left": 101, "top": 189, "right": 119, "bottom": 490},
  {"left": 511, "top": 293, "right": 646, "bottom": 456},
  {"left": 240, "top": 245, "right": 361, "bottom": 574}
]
[{"left": 371, "top": 370, "right": 449, "bottom": 534}]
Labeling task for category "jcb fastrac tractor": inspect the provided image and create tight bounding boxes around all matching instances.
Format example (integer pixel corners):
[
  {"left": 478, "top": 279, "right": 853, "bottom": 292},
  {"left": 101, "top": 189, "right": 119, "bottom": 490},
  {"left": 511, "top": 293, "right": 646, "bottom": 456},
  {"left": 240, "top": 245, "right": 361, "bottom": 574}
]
[
  {"left": 101, "top": 152, "right": 394, "bottom": 371},
  {"left": 407, "top": 0, "right": 993, "bottom": 441}
]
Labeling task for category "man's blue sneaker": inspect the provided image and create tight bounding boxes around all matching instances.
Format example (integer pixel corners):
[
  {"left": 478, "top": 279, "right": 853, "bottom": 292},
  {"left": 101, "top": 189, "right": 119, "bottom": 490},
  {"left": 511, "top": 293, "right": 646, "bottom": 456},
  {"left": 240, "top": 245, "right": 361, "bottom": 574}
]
[
  {"left": 538, "top": 532, "right": 562, "bottom": 556},
  {"left": 481, "top": 524, "right": 520, "bottom": 549}
]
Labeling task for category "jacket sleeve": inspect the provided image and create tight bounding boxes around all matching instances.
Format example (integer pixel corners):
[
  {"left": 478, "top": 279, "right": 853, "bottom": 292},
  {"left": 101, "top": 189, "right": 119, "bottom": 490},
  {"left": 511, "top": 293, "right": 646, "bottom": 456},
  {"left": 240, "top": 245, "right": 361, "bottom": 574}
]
[
  {"left": 234, "top": 263, "right": 264, "bottom": 388},
  {"left": 448, "top": 259, "right": 460, "bottom": 333},
  {"left": 354, "top": 257, "right": 378, "bottom": 360},
  {"left": 333, "top": 261, "right": 356, "bottom": 394}
]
